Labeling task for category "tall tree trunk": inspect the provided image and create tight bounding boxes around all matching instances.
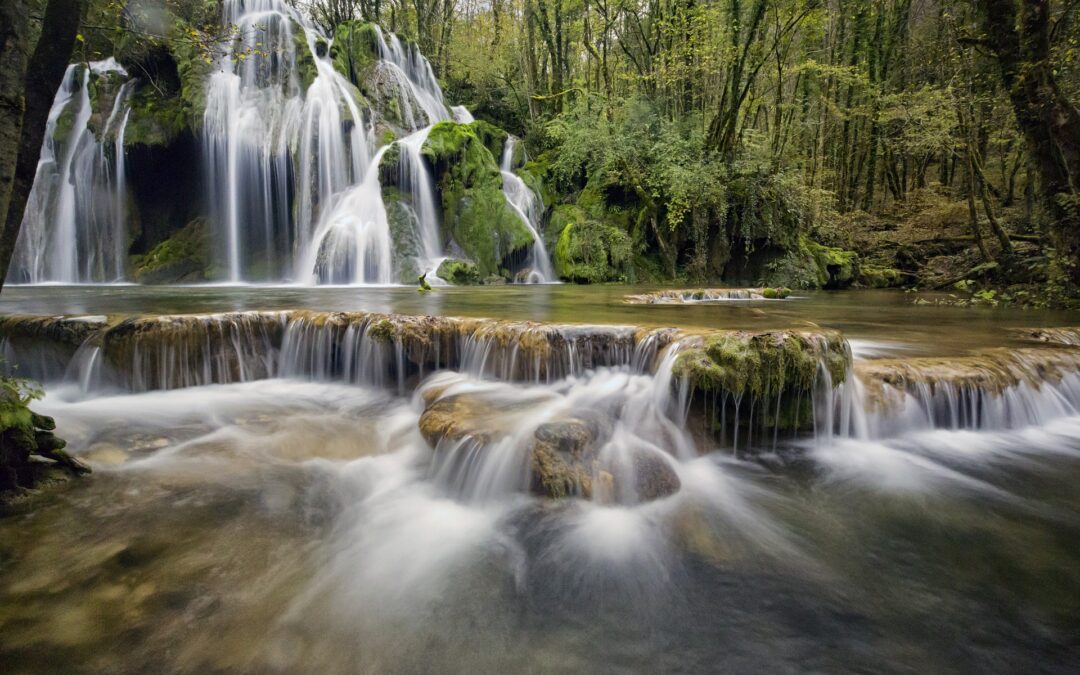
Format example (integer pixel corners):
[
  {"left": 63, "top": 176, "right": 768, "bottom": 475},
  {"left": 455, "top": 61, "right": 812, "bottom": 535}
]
[
  {"left": 0, "top": 0, "right": 84, "bottom": 291},
  {"left": 0, "top": 0, "right": 31, "bottom": 253},
  {"left": 977, "top": 0, "right": 1080, "bottom": 284}
]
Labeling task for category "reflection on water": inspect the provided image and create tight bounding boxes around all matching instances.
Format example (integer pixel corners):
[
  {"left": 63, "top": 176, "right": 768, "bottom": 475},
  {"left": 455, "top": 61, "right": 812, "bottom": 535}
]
[{"left": 1, "top": 374, "right": 1078, "bottom": 672}]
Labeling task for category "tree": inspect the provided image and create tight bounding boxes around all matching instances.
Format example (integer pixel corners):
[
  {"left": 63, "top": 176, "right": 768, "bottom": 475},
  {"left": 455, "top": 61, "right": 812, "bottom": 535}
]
[{"left": 976, "top": 0, "right": 1080, "bottom": 283}]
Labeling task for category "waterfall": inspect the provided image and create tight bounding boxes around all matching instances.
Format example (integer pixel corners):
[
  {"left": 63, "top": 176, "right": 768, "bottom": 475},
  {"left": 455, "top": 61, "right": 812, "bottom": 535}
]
[
  {"left": 204, "top": 0, "right": 375, "bottom": 282},
  {"left": 10, "top": 60, "right": 133, "bottom": 284},
  {"left": 374, "top": 32, "right": 450, "bottom": 127},
  {"left": 304, "top": 147, "right": 395, "bottom": 284},
  {"left": 397, "top": 126, "right": 443, "bottom": 269},
  {"left": 200, "top": 0, "right": 457, "bottom": 283},
  {"left": 500, "top": 138, "right": 554, "bottom": 283},
  {"left": 16, "top": 7, "right": 472, "bottom": 286}
]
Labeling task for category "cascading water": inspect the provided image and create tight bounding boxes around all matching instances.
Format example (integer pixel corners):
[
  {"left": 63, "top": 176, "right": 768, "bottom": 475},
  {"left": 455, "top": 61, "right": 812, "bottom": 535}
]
[
  {"left": 396, "top": 126, "right": 443, "bottom": 268},
  {"left": 14, "top": 8, "right": 504, "bottom": 287},
  {"left": 500, "top": 138, "right": 554, "bottom": 282},
  {"left": 4, "top": 307, "right": 1080, "bottom": 670},
  {"left": 204, "top": 0, "right": 374, "bottom": 282},
  {"left": 374, "top": 32, "right": 450, "bottom": 126},
  {"left": 10, "top": 60, "right": 133, "bottom": 284}
]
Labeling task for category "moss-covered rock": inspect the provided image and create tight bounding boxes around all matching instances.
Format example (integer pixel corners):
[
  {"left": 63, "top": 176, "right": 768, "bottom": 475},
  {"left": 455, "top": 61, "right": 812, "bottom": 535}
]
[
  {"left": 0, "top": 377, "right": 88, "bottom": 498},
  {"left": 553, "top": 216, "right": 632, "bottom": 284},
  {"left": 124, "top": 83, "right": 188, "bottom": 147},
  {"left": 467, "top": 120, "right": 508, "bottom": 162},
  {"left": 422, "top": 121, "right": 533, "bottom": 277},
  {"left": 858, "top": 264, "right": 904, "bottom": 288},
  {"left": 330, "top": 20, "right": 381, "bottom": 87},
  {"left": 436, "top": 258, "right": 481, "bottom": 285},
  {"left": 131, "top": 217, "right": 209, "bottom": 283},
  {"left": 765, "top": 236, "right": 860, "bottom": 289},
  {"left": 293, "top": 22, "right": 320, "bottom": 93},
  {"left": 382, "top": 188, "right": 423, "bottom": 282},
  {"left": 808, "top": 240, "right": 859, "bottom": 288},
  {"left": 672, "top": 329, "right": 850, "bottom": 433}
]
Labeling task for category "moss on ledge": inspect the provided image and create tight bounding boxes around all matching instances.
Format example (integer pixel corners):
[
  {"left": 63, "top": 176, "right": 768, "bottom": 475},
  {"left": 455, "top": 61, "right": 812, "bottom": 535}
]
[
  {"left": 673, "top": 330, "right": 850, "bottom": 399},
  {"left": 131, "top": 218, "right": 209, "bottom": 283}
]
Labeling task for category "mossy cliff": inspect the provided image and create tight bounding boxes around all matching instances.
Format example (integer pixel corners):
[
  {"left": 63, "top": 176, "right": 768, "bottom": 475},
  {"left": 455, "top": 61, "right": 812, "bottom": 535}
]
[{"left": 422, "top": 122, "right": 533, "bottom": 276}]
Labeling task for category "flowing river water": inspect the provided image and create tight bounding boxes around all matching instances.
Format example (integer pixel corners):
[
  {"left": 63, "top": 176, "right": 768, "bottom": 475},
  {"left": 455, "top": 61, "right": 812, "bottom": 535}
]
[{"left": 1, "top": 286, "right": 1079, "bottom": 673}]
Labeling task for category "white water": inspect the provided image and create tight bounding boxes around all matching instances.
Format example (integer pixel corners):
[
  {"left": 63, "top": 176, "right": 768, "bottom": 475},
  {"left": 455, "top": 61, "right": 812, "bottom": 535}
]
[
  {"left": 374, "top": 32, "right": 450, "bottom": 127},
  {"left": 500, "top": 138, "right": 554, "bottom": 282},
  {"left": 11, "top": 60, "right": 133, "bottom": 284},
  {"left": 5, "top": 309, "right": 1080, "bottom": 669}
]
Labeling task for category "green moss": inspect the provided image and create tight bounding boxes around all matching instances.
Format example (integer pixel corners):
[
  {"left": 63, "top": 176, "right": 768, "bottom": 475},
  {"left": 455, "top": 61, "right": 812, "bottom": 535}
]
[
  {"left": 132, "top": 218, "right": 209, "bottom": 283},
  {"left": 422, "top": 122, "right": 532, "bottom": 276},
  {"left": 382, "top": 188, "right": 423, "bottom": 282},
  {"left": 468, "top": 120, "right": 508, "bottom": 161},
  {"left": 858, "top": 264, "right": 904, "bottom": 288},
  {"left": 293, "top": 22, "right": 319, "bottom": 93},
  {"left": 436, "top": 258, "right": 481, "bottom": 285},
  {"left": 369, "top": 319, "right": 395, "bottom": 343},
  {"left": 0, "top": 376, "right": 87, "bottom": 495},
  {"left": 765, "top": 236, "right": 860, "bottom": 289},
  {"left": 553, "top": 221, "right": 632, "bottom": 283},
  {"left": 167, "top": 20, "right": 214, "bottom": 127},
  {"left": 331, "top": 20, "right": 381, "bottom": 87},
  {"left": 762, "top": 287, "right": 791, "bottom": 299},
  {"left": 808, "top": 240, "right": 859, "bottom": 288},
  {"left": 675, "top": 330, "right": 849, "bottom": 398},
  {"left": 672, "top": 330, "right": 850, "bottom": 432},
  {"left": 124, "top": 84, "right": 188, "bottom": 147}
]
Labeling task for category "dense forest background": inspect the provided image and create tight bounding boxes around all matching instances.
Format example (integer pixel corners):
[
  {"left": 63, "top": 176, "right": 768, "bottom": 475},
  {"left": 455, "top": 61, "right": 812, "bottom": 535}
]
[{"left": 3, "top": 0, "right": 1080, "bottom": 302}]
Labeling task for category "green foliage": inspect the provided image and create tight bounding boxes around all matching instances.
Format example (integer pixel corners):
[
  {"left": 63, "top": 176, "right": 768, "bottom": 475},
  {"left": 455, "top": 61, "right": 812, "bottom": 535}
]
[
  {"left": 436, "top": 258, "right": 481, "bottom": 285},
  {"left": 553, "top": 221, "right": 632, "bottom": 284}
]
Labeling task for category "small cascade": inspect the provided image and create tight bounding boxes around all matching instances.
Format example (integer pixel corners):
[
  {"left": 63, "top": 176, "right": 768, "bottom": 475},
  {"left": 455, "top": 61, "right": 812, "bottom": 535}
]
[
  {"left": 304, "top": 146, "right": 395, "bottom": 284},
  {"left": 499, "top": 138, "right": 554, "bottom": 282},
  {"left": 374, "top": 32, "right": 450, "bottom": 127},
  {"left": 451, "top": 105, "right": 475, "bottom": 123},
  {"left": 624, "top": 288, "right": 791, "bottom": 304},
  {"left": 827, "top": 348, "right": 1080, "bottom": 440},
  {"left": 10, "top": 60, "right": 133, "bottom": 284},
  {"left": 395, "top": 126, "right": 443, "bottom": 269}
]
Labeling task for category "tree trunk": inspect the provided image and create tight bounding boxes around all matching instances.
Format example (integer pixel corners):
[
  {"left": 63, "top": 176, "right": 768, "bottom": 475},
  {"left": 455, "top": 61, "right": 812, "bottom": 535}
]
[
  {"left": 978, "top": 0, "right": 1080, "bottom": 283},
  {"left": 0, "top": 0, "right": 31, "bottom": 251},
  {"left": 0, "top": 0, "right": 85, "bottom": 291}
]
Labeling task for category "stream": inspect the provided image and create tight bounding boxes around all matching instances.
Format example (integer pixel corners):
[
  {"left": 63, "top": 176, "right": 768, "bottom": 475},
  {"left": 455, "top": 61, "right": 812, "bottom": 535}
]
[{"left": 1, "top": 286, "right": 1079, "bottom": 673}]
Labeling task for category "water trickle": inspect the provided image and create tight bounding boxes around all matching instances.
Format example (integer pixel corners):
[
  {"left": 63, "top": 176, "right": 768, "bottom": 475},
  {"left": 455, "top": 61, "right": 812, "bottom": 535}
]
[
  {"left": 500, "top": 138, "right": 554, "bottom": 283},
  {"left": 10, "top": 60, "right": 133, "bottom": 284}
]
